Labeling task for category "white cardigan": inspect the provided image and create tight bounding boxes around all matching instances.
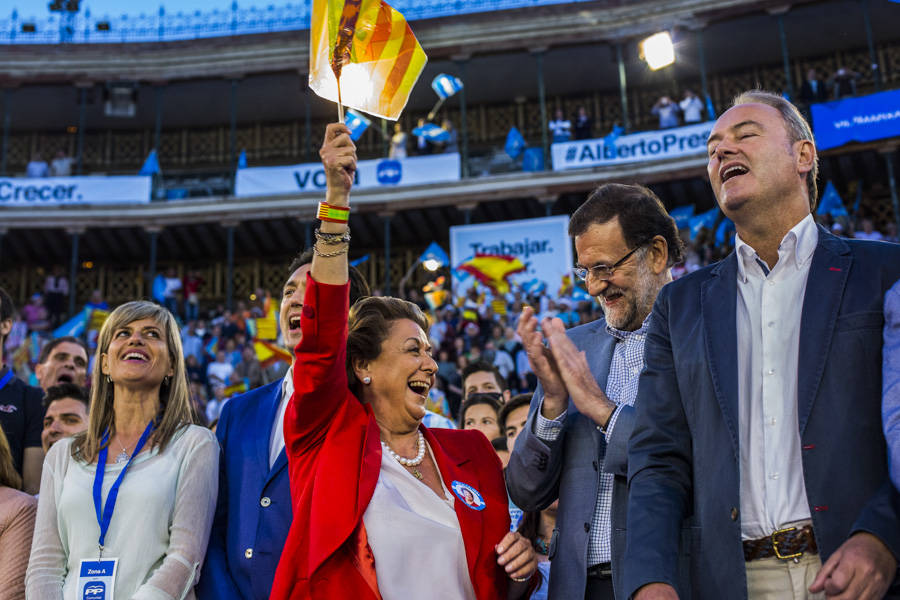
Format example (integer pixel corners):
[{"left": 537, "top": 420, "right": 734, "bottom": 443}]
[{"left": 26, "top": 425, "right": 218, "bottom": 600}]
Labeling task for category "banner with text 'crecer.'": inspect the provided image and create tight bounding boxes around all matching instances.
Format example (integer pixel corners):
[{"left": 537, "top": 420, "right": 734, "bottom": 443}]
[{"left": 0, "top": 176, "right": 152, "bottom": 206}]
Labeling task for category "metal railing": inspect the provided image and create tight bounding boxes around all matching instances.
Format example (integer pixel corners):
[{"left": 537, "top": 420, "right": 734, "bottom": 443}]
[{"left": 0, "top": 0, "right": 591, "bottom": 45}]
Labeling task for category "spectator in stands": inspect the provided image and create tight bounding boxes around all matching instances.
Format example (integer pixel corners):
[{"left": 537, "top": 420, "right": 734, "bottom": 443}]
[
  {"left": 389, "top": 122, "right": 408, "bottom": 159},
  {"left": 885, "top": 222, "right": 899, "bottom": 244},
  {"left": 206, "top": 350, "right": 233, "bottom": 389},
  {"left": 85, "top": 289, "right": 109, "bottom": 311},
  {"left": 516, "top": 503, "right": 557, "bottom": 600},
  {"left": 34, "top": 336, "right": 89, "bottom": 393},
  {"left": 460, "top": 392, "right": 503, "bottom": 441},
  {"left": 183, "top": 270, "right": 204, "bottom": 322},
  {"left": 492, "top": 436, "right": 510, "bottom": 468},
  {"left": 199, "top": 247, "right": 370, "bottom": 600},
  {"left": 232, "top": 345, "right": 264, "bottom": 389},
  {"left": 26, "top": 300, "right": 217, "bottom": 599},
  {"left": 679, "top": 90, "right": 705, "bottom": 124},
  {"left": 40, "top": 383, "right": 89, "bottom": 453},
  {"left": 21, "top": 294, "right": 50, "bottom": 333},
  {"left": 855, "top": 216, "right": 885, "bottom": 241},
  {"left": 163, "top": 267, "right": 182, "bottom": 317},
  {"left": 181, "top": 321, "right": 204, "bottom": 362},
  {"left": 25, "top": 152, "right": 48, "bottom": 178},
  {"left": 43, "top": 266, "right": 69, "bottom": 327},
  {"left": 0, "top": 287, "right": 44, "bottom": 495},
  {"left": 49, "top": 149, "right": 73, "bottom": 177},
  {"left": 499, "top": 393, "right": 531, "bottom": 453},
  {"left": 573, "top": 106, "right": 593, "bottom": 140},
  {"left": 549, "top": 108, "right": 572, "bottom": 143},
  {"left": 800, "top": 68, "right": 828, "bottom": 104},
  {"left": 652, "top": 95, "right": 681, "bottom": 129},
  {"left": 463, "top": 360, "right": 511, "bottom": 403},
  {"left": 205, "top": 384, "right": 228, "bottom": 423},
  {"left": 830, "top": 66, "right": 861, "bottom": 98},
  {"left": 0, "top": 424, "right": 37, "bottom": 600},
  {"left": 414, "top": 117, "right": 432, "bottom": 155},
  {"left": 440, "top": 119, "right": 459, "bottom": 153}
]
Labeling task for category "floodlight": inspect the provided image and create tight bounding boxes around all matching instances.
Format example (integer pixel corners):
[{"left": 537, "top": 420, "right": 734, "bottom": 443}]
[
  {"left": 640, "top": 32, "right": 675, "bottom": 70},
  {"left": 423, "top": 258, "right": 442, "bottom": 272}
]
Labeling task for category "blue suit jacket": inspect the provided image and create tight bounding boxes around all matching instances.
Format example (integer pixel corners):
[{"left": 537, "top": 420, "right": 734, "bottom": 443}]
[
  {"left": 507, "top": 317, "right": 645, "bottom": 598},
  {"left": 197, "top": 380, "right": 292, "bottom": 600},
  {"left": 624, "top": 229, "right": 900, "bottom": 599}
]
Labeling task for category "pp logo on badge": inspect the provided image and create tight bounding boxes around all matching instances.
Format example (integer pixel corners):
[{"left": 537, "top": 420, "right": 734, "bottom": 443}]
[
  {"left": 376, "top": 160, "right": 402, "bottom": 185},
  {"left": 83, "top": 581, "right": 105, "bottom": 599}
]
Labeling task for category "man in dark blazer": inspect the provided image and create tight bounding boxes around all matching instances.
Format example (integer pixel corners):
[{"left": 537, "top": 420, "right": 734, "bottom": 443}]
[
  {"left": 626, "top": 91, "right": 900, "bottom": 600},
  {"left": 197, "top": 251, "right": 368, "bottom": 599},
  {"left": 506, "top": 184, "right": 684, "bottom": 599}
]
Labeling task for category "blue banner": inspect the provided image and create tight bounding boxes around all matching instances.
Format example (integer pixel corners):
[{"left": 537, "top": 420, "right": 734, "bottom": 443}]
[
  {"left": 811, "top": 89, "right": 900, "bottom": 150},
  {"left": 431, "top": 74, "right": 464, "bottom": 100}
]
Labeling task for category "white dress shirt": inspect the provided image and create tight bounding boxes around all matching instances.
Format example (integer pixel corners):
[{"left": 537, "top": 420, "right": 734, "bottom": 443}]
[
  {"left": 735, "top": 213, "right": 817, "bottom": 540},
  {"left": 269, "top": 366, "right": 293, "bottom": 468},
  {"left": 363, "top": 443, "right": 476, "bottom": 600}
]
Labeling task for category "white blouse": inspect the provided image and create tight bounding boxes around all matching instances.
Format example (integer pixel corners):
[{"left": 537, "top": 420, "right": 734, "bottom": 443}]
[
  {"left": 26, "top": 425, "right": 218, "bottom": 600},
  {"left": 363, "top": 442, "right": 476, "bottom": 600}
]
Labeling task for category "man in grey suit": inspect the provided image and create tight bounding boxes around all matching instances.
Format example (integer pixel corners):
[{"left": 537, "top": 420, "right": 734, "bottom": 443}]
[{"left": 506, "top": 183, "right": 683, "bottom": 599}]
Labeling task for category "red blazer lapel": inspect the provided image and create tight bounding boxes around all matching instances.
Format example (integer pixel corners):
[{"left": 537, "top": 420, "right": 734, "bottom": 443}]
[{"left": 422, "top": 426, "right": 485, "bottom": 582}]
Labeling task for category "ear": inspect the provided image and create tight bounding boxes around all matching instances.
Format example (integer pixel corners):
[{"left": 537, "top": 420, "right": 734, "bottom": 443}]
[
  {"left": 502, "top": 390, "right": 512, "bottom": 404},
  {"left": 794, "top": 139, "right": 816, "bottom": 177},
  {"left": 100, "top": 353, "right": 109, "bottom": 376},
  {"left": 34, "top": 361, "right": 46, "bottom": 381},
  {"left": 351, "top": 357, "right": 370, "bottom": 383},
  {"left": 0, "top": 318, "right": 10, "bottom": 339},
  {"left": 647, "top": 235, "right": 670, "bottom": 275}
]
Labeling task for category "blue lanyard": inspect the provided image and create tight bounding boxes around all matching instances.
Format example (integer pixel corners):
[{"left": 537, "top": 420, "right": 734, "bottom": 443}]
[
  {"left": 93, "top": 421, "right": 154, "bottom": 554},
  {"left": 0, "top": 369, "right": 13, "bottom": 392}
]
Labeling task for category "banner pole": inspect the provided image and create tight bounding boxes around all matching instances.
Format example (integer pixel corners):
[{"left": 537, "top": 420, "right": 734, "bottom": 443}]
[{"left": 337, "top": 78, "right": 345, "bottom": 124}]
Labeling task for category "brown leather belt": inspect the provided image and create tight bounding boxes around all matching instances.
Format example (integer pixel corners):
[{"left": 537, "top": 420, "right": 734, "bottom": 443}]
[{"left": 743, "top": 525, "right": 818, "bottom": 562}]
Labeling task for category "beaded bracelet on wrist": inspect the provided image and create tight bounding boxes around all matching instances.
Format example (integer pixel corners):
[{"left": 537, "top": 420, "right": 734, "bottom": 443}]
[{"left": 314, "top": 228, "right": 351, "bottom": 245}]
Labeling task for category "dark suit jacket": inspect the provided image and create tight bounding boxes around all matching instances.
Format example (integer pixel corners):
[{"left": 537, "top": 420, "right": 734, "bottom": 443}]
[
  {"left": 197, "top": 380, "right": 292, "bottom": 600},
  {"left": 624, "top": 228, "right": 900, "bottom": 599},
  {"left": 800, "top": 78, "right": 829, "bottom": 103}
]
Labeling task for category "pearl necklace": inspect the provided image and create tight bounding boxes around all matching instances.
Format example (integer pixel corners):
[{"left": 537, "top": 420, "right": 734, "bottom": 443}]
[{"left": 381, "top": 431, "right": 426, "bottom": 480}]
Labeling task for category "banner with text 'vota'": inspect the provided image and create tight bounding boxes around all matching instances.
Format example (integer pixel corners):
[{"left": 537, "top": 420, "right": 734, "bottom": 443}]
[{"left": 811, "top": 89, "right": 900, "bottom": 150}]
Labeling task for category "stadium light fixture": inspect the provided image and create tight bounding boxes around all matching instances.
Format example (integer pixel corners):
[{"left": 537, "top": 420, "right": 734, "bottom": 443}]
[
  {"left": 640, "top": 32, "right": 675, "bottom": 70},
  {"left": 423, "top": 258, "right": 442, "bottom": 272}
]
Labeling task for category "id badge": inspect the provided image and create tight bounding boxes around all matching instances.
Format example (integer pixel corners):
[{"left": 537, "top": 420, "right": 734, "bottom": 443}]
[{"left": 77, "top": 558, "right": 118, "bottom": 600}]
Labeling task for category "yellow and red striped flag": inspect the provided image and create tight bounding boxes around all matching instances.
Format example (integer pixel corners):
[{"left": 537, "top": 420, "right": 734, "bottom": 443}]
[
  {"left": 309, "top": 0, "right": 427, "bottom": 120},
  {"left": 457, "top": 254, "right": 527, "bottom": 295}
]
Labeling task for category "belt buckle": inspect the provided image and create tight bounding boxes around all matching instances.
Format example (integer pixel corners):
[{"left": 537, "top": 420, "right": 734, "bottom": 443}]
[{"left": 771, "top": 526, "right": 802, "bottom": 561}]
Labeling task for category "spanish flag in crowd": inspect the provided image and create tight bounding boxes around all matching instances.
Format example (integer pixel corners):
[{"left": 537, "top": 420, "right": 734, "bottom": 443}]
[
  {"left": 457, "top": 254, "right": 527, "bottom": 295},
  {"left": 254, "top": 339, "right": 293, "bottom": 369},
  {"left": 309, "top": 0, "right": 427, "bottom": 119}
]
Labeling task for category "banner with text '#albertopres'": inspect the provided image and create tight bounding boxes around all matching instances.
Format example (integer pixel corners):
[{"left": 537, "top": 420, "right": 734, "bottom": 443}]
[
  {"left": 235, "top": 153, "right": 460, "bottom": 196},
  {"left": 551, "top": 122, "right": 713, "bottom": 171},
  {"left": 0, "top": 176, "right": 152, "bottom": 206},
  {"left": 449, "top": 215, "right": 571, "bottom": 300}
]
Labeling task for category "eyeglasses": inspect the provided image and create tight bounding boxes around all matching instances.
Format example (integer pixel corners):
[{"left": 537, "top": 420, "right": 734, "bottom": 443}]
[{"left": 574, "top": 243, "right": 646, "bottom": 282}]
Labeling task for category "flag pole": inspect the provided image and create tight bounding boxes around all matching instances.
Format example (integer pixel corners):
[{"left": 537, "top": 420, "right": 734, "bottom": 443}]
[
  {"left": 337, "top": 77, "right": 345, "bottom": 124},
  {"left": 426, "top": 97, "right": 445, "bottom": 122}
]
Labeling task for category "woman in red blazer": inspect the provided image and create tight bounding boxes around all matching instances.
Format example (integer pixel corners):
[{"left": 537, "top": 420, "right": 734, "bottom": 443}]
[{"left": 270, "top": 124, "right": 537, "bottom": 600}]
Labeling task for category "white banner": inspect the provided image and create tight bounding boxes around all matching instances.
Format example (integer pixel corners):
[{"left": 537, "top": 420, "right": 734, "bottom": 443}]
[
  {"left": 235, "top": 152, "right": 461, "bottom": 196},
  {"left": 0, "top": 175, "right": 152, "bottom": 206},
  {"left": 450, "top": 215, "right": 572, "bottom": 298},
  {"left": 551, "top": 122, "right": 713, "bottom": 171}
]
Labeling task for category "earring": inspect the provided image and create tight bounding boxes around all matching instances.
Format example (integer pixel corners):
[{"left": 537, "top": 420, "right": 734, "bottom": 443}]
[
  {"left": 163, "top": 376, "right": 170, "bottom": 386},
  {"left": 106, "top": 375, "right": 112, "bottom": 384},
  {"left": 363, "top": 376, "right": 371, "bottom": 385}
]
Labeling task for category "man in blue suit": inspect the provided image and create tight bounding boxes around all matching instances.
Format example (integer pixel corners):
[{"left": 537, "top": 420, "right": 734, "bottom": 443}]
[
  {"left": 198, "top": 248, "right": 369, "bottom": 599},
  {"left": 506, "top": 184, "right": 684, "bottom": 599},
  {"left": 626, "top": 91, "right": 900, "bottom": 600}
]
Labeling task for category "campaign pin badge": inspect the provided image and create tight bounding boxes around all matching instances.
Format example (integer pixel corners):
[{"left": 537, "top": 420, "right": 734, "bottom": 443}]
[{"left": 451, "top": 480, "right": 486, "bottom": 511}]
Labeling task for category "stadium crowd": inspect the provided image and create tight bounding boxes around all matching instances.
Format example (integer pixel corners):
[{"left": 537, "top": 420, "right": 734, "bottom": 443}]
[{"left": 0, "top": 91, "right": 899, "bottom": 600}]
